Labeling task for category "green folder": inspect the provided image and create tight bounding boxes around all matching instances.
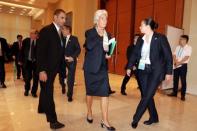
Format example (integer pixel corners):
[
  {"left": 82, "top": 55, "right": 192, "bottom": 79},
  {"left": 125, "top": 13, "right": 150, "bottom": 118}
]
[{"left": 109, "top": 40, "right": 117, "bottom": 55}]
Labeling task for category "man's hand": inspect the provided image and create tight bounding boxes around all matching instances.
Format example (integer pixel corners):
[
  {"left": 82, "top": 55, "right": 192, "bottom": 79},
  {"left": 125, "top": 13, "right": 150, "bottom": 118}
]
[
  {"left": 18, "top": 62, "right": 22, "bottom": 65},
  {"left": 165, "top": 74, "right": 172, "bottom": 84},
  {"left": 174, "top": 61, "right": 181, "bottom": 67},
  {"left": 39, "top": 71, "right": 47, "bottom": 82}
]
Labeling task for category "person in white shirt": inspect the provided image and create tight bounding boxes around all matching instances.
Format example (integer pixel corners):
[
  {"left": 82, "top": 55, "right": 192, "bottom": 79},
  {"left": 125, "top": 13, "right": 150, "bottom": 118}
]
[{"left": 168, "top": 35, "right": 192, "bottom": 101}]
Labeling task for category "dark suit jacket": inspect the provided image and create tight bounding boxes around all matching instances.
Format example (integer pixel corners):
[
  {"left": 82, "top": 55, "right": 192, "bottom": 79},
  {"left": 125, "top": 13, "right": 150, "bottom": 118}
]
[
  {"left": 37, "top": 23, "right": 65, "bottom": 73},
  {"left": 64, "top": 35, "right": 81, "bottom": 60},
  {"left": 126, "top": 44, "right": 135, "bottom": 61},
  {"left": 0, "top": 37, "right": 9, "bottom": 61},
  {"left": 124, "top": 44, "right": 135, "bottom": 69},
  {"left": 83, "top": 28, "right": 110, "bottom": 73},
  {"left": 21, "top": 38, "right": 37, "bottom": 66},
  {"left": 11, "top": 41, "right": 23, "bottom": 62},
  {"left": 127, "top": 32, "right": 173, "bottom": 81}
]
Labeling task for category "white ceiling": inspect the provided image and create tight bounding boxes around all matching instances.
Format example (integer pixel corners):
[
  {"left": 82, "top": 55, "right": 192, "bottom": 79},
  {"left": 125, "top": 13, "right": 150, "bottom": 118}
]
[{"left": 0, "top": 0, "right": 59, "bottom": 19}]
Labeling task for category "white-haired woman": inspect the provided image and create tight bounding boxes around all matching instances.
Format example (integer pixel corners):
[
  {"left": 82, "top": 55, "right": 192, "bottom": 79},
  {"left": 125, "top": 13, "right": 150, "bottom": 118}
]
[{"left": 83, "top": 10, "right": 115, "bottom": 131}]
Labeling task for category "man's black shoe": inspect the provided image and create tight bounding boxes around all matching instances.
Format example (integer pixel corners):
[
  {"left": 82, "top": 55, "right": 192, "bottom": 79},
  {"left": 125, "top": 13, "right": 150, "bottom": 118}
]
[
  {"left": 50, "top": 121, "right": 65, "bottom": 129},
  {"left": 143, "top": 120, "right": 159, "bottom": 125}
]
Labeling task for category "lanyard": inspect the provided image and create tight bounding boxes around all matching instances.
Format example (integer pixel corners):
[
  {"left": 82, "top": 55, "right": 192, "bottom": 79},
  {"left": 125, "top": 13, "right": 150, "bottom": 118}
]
[{"left": 177, "top": 47, "right": 184, "bottom": 57}]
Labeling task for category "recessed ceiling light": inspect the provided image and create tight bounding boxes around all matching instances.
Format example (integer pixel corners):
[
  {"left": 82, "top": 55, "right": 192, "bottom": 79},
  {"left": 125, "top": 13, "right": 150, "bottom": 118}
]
[
  {"left": 10, "top": 9, "right": 14, "bottom": 11},
  {"left": 11, "top": 6, "right": 15, "bottom": 9},
  {"left": 23, "top": 8, "right": 27, "bottom": 11},
  {"left": 9, "top": 12, "right": 13, "bottom": 13}
]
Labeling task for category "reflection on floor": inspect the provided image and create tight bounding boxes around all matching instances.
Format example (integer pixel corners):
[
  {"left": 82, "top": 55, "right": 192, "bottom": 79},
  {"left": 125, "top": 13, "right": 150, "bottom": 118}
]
[{"left": 0, "top": 63, "right": 197, "bottom": 131}]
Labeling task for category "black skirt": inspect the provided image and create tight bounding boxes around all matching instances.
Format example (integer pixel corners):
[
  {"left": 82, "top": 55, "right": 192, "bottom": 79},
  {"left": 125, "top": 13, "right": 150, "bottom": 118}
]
[{"left": 84, "top": 65, "right": 110, "bottom": 97}]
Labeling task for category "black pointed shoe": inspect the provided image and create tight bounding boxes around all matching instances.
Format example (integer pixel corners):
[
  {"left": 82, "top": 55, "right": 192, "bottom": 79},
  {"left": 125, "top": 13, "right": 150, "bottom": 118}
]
[
  {"left": 50, "top": 121, "right": 65, "bottom": 129},
  {"left": 143, "top": 119, "right": 159, "bottom": 125},
  {"left": 131, "top": 121, "right": 138, "bottom": 129},
  {"left": 87, "top": 117, "right": 93, "bottom": 123},
  {"left": 101, "top": 120, "right": 115, "bottom": 131}
]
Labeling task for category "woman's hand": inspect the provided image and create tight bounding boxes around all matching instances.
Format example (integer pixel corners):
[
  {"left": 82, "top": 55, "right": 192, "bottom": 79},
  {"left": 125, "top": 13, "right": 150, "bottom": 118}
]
[
  {"left": 126, "top": 69, "right": 131, "bottom": 77},
  {"left": 105, "top": 54, "right": 111, "bottom": 59},
  {"left": 97, "top": 28, "right": 104, "bottom": 36}
]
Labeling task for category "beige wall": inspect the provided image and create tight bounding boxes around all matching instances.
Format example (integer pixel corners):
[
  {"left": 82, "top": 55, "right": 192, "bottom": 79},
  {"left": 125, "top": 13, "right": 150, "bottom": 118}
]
[
  {"left": 39, "top": 0, "right": 98, "bottom": 58},
  {"left": 31, "top": 19, "right": 43, "bottom": 31},
  {"left": 0, "top": 13, "right": 31, "bottom": 44},
  {"left": 183, "top": 0, "right": 197, "bottom": 95}
]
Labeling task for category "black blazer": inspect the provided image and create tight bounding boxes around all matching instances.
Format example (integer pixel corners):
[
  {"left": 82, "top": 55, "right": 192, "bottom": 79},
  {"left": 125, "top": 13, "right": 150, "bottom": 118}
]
[
  {"left": 64, "top": 35, "right": 81, "bottom": 60},
  {"left": 37, "top": 23, "right": 65, "bottom": 73},
  {"left": 12, "top": 41, "right": 21, "bottom": 58},
  {"left": 127, "top": 32, "right": 173, "bottom": 80},
  {"left": 21, "top": 38, "right": 37, "bottom": 64},
  {"left": 0, "top": 37, "right": 9, "bottom": 61},
  {"left": 126, "top": 44, "right": 135, "bottom": 61},
  {"left": 12, "top": 41, "right": 23, "bottom": 62},
  {"left": 83, "top": 28, "right": 110, "bottom": 73}
]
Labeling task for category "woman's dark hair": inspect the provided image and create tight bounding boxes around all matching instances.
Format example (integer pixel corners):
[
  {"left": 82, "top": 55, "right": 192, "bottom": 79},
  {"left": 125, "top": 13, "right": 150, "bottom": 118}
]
[{"left": 143, "top": 17, "right": 159, "bottom": 30}]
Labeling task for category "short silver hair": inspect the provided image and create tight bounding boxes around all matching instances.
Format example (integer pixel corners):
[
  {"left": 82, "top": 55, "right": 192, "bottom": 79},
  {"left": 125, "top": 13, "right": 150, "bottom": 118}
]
[{"left": 93, "top": 9, "right": 108, "bottom": 25}]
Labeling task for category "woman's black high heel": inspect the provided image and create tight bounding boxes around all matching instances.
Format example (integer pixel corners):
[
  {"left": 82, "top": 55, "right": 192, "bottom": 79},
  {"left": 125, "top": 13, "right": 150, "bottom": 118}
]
[
  {"left": 86, "top": 117, "right": 93, "bottom": 123},
  {"left": 100, "top": 120, "right": 115, "bottom": 131}
]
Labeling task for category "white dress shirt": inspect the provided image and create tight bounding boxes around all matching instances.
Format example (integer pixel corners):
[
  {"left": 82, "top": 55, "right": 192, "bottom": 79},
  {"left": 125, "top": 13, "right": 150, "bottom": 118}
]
[
  {"left": 173, "top": 44, "right": 192, "bottom": 68},
  {"left": 65, "top": 35, "right": 71, "bottom": 47},
  {"left": 140, "top": 33, "right": 153, "bottom": 64},
  {"left": 53, "top": 22, "right": 60, "bottom": 33},
  {"left": 28, "top": 39, "right": 36, "bottom": 61}
]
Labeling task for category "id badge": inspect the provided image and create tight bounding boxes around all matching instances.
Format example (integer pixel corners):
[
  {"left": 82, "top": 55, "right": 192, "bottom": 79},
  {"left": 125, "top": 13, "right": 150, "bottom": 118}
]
[{"left": 138, "top": 60, "right": 145, "bottom": 70}]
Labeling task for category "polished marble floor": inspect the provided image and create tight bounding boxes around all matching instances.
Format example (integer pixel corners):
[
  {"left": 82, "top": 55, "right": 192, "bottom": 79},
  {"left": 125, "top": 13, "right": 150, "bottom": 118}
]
[{"left": 0, "top": 62, "right": 197, "bottom": 131}]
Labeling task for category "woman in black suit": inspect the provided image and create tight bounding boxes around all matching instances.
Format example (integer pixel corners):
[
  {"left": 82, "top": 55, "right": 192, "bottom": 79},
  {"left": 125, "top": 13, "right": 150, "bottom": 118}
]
[
  {"left": 127, "top": 18, "right": 173, "bottom": 129},
  {"left": 83, "top": 10, "right": 115, "bottom": 131}
]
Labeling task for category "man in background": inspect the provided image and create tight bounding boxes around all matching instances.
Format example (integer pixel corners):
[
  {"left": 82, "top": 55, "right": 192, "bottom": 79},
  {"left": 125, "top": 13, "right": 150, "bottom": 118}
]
[
  {"left": 120, "top": 34, "right": 140, "bottom": 95},
  {"left": 168, "top": 35, "right": 192, "bottom": 101},
  {"left": 22, "top": 30, "right": 39, "bottom": 97},
  {"left": 61, "top": 24, "right": 81, "bottom": 102},
  {"left": 11, "top": 35, "right": 24, "bottom": 79},
  {"left": 0, "top": 36, "right": 9, "bottom": 88}
]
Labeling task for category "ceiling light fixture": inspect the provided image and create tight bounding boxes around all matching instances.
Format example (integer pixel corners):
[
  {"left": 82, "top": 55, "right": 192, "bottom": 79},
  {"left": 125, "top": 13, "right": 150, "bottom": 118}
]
[
  {"left": 28, "top": 0, "right": 35, "bottom": 4},
  {"left": 0, "top": 1, "right": 32, "bottom": 9}
]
